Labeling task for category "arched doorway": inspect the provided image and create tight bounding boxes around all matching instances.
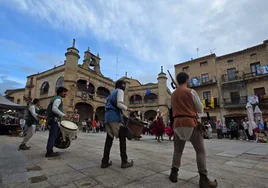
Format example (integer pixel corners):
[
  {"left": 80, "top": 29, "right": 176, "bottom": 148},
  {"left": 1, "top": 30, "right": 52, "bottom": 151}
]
[
  {"left": 129, "top": 94, "right": 142, "bottom": 104},
  {"left": 144, "top": 93, "right": 158, "bottom": 103},
  {"left": 95, "top": 106, "right": 105, "bottom": 122},
  {"left": 97, "top": 87, "right": 110, "bottom": 98},
  {"left": 144, "top": 110, "right": 157, "bottom": 121},
  {"left": 75, "top": 102, "right": 93, "bottom": 121},
  {"left": 77, "top": 79, "right": 95, "bottom": 96}
]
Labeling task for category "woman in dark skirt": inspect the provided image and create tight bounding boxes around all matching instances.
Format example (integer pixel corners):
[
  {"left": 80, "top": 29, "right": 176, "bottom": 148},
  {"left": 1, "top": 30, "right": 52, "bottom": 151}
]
[{"left": 154, "top": 110, "right": 166, "bottom": 142}]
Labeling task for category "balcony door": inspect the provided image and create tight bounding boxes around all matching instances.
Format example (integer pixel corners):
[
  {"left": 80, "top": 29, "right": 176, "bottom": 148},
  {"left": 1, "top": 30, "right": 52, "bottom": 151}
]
[
  {"left": 227, "top": 68, "right": 236, "bottom": 81},
  {"left": 254, "top": 87, "right": 265, "bottom": 101},
  {"left": 230, "top": 91, "right": 240, "bottom": 104},
  {"left": 203, "top": 91, "right": 211, "bottom": 106},
  {"left": 250, "top": 62, "right": 260, "bottom": 76},
  {"left": 201, "top": 73, "right": 209, "bottom": 83}
]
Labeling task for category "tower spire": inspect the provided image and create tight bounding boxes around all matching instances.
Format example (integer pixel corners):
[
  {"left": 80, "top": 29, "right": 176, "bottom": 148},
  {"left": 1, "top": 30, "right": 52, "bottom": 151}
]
[
  {"left": 72, "top": 39, "right": 76, "bottom": 48},
  {"left": 161, "top": 66, "right": 163, "bottom": 73}
]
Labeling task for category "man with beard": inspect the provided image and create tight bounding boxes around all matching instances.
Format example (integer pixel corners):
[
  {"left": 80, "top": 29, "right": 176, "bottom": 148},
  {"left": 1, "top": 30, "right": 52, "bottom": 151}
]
[
  {"left": 101, "top": 80, "right": 135, "bottom": 169},
  {"left": 45, "top": 87, "right": 68, "bottom": 157},
  {"left": 169, "top": 72, "right": 217, "bottom": 188}
]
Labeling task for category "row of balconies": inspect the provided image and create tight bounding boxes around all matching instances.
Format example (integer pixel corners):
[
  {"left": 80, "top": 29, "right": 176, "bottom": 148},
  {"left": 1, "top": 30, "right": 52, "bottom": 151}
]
[
  {"left": 189, "top": 71, "right": 268, "bottom": 88},
  {"left": 221, "top": 70, "right": 268, "bottom": 84},
  {"left": 222, "top": 95, "right": 268, "bottom": 108}
]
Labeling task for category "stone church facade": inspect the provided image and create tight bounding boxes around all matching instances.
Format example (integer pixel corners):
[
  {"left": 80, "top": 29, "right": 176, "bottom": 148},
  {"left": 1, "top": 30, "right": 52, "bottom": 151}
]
[{"left": 5, "top": 39, "right": 171, "bottom": 123}]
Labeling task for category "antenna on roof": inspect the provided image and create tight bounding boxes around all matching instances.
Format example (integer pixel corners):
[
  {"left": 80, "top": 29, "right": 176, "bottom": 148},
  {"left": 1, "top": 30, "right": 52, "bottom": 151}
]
[{"left": 210, "top": 48, "right": 216, "bottom": 54}]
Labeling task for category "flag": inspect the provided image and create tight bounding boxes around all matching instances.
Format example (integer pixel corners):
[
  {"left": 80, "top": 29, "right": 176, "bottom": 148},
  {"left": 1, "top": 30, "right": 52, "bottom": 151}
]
[
  {"left": 145, "top": 88, "right": 151, "bottom": 95},
  {"left": 133, "top": 94, "right": 136, "bottom": 100},
  {"left": 202, "top": 99, "right": 206, "bottom": 107},
  {"left": 210, "top": 97, "right": 215, "bottom": 108}
]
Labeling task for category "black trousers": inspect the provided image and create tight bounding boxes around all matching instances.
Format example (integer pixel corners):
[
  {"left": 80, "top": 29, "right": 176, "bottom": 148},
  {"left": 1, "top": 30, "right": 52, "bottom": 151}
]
[
  {"left": 231, "top": 130, "right": 238, "bottom": 139},
  {"left": 245, "top": 129, "right": 253, "bottom": 140},
  {"left": 217, "top": 129, "right": 223, "bottom": 139},
  {"left": 101, "top": 127, "right": 128, "bottom": 164}
]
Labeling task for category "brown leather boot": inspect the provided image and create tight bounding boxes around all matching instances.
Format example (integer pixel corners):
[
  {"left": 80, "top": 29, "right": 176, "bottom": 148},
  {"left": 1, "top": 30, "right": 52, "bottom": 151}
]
[{"left": 199, "top": 174, "right": 218, "bottom": 188}]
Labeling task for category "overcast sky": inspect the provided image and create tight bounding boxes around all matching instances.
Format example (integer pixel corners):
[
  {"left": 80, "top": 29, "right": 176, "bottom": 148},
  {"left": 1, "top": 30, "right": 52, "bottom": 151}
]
[{"left": 0, "top": 0, "right": 268, "bottom": 94}]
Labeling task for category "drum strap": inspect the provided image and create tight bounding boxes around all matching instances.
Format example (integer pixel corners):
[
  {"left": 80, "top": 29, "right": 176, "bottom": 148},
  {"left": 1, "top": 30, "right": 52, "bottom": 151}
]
[{"left": 125, "top": 117, "right": 130, "bottom": 126}]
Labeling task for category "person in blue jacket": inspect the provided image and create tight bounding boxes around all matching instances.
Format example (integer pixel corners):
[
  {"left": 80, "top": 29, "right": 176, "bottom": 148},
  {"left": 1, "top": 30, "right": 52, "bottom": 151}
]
[{"left": 101, "top": 80, "right": 135, "bottom": 169}]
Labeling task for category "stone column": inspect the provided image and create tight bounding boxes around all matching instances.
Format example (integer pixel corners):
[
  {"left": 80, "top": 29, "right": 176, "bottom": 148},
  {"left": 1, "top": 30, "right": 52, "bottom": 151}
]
[{"left": 92, "top": 109, "right": 96, "bottom": 120}]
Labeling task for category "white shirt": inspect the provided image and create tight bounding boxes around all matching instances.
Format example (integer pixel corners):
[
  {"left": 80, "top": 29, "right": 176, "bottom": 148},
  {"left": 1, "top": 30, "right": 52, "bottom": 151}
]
[
  {"left": 29, "top": 105, "right": 39, "bottom": 120},
  {"left": 20, "top": 119, "right": 25, "bottom": 125},
  {"left": 116, "top": 89, "right": 128, "bottom": 111},
  {"left": 52, "top": 99, "right": 65, "bottom": 117},
  {"left": 174, "top": 89, "right": 204, "bottom": 141},
  {"left": 206, "top": 123, "right": 212, "bottom": 132},
  {"left": 243, "top": 122, "right": 248, "bottom": 130}
]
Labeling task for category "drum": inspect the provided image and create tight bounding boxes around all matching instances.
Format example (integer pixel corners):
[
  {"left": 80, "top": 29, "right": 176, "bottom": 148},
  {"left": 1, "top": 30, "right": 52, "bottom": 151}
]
[
  {"left": 54, "top": 120, "right": 78, "bottom": 149},
  {"left": 123, "top": 116, "right": 144, "bottom": 140}
]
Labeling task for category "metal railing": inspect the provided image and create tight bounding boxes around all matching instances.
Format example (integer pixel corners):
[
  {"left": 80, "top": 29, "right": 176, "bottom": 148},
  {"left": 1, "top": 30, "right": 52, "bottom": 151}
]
[
  {"left": 244, "top": 71, "right": 268, "bottom": 79},
  {"left": 258, "top": 95, "right": 268, "bottom": 104},
  {"left": 221, "top": 71, "right": 244, "bottom": 83},
  {"left": 223, "top": 96, "right": 247, "bottom": 107}
]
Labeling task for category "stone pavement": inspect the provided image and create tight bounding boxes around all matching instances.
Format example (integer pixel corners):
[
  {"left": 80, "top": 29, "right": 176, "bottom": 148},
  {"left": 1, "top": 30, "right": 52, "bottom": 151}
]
[{"left": 0, "top": 132, "right": 268, "bottom": 188}]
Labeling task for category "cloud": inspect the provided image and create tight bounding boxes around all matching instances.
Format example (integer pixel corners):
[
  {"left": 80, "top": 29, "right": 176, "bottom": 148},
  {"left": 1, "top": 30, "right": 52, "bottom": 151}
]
[
  {"left": 1, "top": 0, "right": 268, "bottom": 86},
  {"left": 0, "top": 39, "right": 25, "bottom": 49},
  {"left": 0, "top": 76, "right": 25, "bottom": 95},
  {"left": 33, "top": 53, "right": 63, "bottom": 66}
]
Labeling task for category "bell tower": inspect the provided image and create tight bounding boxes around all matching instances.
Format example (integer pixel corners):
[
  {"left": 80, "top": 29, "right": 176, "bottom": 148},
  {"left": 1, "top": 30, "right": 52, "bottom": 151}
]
[
  {"left": 157, "top": 66, "right": 168, "bottom": 124},
  {"left": 82, "top": 48, "right": 101, "bottom": 75},
  {"left": 63, "top": 39, "right": 80, "bottom": 113}
]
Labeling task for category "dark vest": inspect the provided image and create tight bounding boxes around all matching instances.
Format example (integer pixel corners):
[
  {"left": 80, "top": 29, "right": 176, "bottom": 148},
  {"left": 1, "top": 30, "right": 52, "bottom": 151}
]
[
  {"left": 26, "top": 105, "right": 39, "bottom": 126},
  {"left": 46, "top": 96, "right": 63, "bottom": 119}
]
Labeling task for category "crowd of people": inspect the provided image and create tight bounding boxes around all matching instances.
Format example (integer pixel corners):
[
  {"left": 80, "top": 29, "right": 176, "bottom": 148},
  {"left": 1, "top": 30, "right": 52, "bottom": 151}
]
[{"left": 215, "top": 118, "right": 268, "bottom": 142}]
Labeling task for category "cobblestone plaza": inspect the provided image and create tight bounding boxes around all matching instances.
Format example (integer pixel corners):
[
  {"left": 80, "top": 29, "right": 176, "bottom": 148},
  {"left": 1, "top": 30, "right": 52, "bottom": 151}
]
[{"left": 0, "top": 132, "right": 268, "bottom": 188}]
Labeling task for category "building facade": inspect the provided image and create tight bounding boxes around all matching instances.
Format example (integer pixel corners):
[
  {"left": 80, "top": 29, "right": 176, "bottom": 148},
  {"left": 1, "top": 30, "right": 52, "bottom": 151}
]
[
  {"left": 5, "top": 39, "right": 171, "bottom": 123},
  {"left": 5, "top": 88, "right": 26, "bottom": 105},
  {"left": 175, "top": 40, "right": 268, "bottom": 128}
]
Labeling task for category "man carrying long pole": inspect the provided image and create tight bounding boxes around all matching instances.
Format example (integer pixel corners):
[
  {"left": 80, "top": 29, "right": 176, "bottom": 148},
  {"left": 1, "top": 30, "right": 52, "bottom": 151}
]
[{"left": 169, "top": 72, "right": 217, "bottom": 188}]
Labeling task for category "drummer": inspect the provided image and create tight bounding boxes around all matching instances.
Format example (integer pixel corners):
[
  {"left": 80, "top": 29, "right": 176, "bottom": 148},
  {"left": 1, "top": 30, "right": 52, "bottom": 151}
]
[
  {"left": 45, "top": 87, "right": 68, "bottom": 157},
  {"left": 101, "top": 80, "right": 135, "bottom": 169},
  {"left": 19, "top": 99, "right": 46, "bottom": 150}
]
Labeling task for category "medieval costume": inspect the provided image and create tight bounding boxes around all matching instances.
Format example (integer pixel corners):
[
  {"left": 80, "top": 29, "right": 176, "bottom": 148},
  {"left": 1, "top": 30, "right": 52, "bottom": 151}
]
[
  {"left": 169, "top": 72, "right": 217, "bottom": 188},
  {"left": 101, "top": 80, "right": 134, "bottom": 169},
  {"left": 45, "top": 87, "right": 68, "bottom": 157},
  {"left": 19, "top": 99, "right": 45, "bottom": 150},
  {"left": 165, "top": 107, "right": 174, "bottom": 140},
  {"left": 154, "top": 110, "right": 165, "bottom": 142}
]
